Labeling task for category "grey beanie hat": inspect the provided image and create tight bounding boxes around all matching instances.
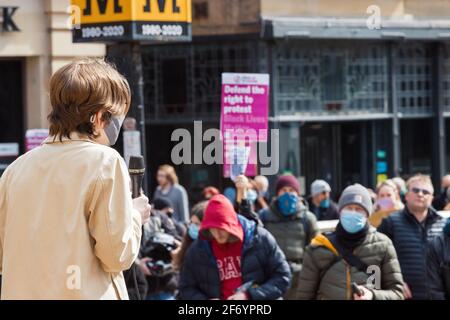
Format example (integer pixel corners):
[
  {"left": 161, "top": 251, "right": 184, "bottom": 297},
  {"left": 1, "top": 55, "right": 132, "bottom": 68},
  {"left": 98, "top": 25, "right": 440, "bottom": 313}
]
[
  {"left": 338, "top": 184, "right": 373, "bottom": 216},
  {"left": 311, "top": 180, "right": 331, "bottom": 197}
]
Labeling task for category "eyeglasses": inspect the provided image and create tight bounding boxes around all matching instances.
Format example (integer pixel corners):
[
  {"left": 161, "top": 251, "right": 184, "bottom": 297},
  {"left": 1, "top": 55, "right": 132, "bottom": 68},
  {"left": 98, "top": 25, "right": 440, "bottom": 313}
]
[{"left": 410, "top": 187, "right": 432, "bottom": 196}]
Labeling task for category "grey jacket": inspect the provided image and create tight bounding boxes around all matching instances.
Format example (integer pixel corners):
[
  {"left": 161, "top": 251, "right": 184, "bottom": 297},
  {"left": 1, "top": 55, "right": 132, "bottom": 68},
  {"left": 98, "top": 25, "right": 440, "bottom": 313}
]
[{"left": 153, "top": 183, "right": 189, "bottom": 224}]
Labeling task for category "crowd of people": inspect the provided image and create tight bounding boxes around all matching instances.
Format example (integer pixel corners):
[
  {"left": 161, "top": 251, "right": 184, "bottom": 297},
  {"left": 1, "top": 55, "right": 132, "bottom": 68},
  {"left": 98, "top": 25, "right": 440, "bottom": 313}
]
[
  {"left": 129, "top": 164, "right": 450, "bottom": 300},
  {"left": 2, "top": 59, "right": 449, "bottom": 301}
]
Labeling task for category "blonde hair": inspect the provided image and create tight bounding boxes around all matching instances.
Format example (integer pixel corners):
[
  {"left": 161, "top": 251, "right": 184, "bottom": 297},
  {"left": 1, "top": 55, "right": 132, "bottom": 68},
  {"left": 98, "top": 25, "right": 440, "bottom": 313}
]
[
  {"left": 406, "top": 174, "right": 434, "bottom": 193},
  {"left": 376, "top": 179, "right": 399, "bottom": 196},
  {"left": 48, "top": 58, "right": 131, "bottom": 140},
  {"left": 158, "top": 165, "right": 179, "bottom": 185}
]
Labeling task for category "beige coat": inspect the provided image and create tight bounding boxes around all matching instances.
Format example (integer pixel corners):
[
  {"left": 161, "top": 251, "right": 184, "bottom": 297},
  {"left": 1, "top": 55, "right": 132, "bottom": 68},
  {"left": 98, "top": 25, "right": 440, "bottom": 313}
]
[{"left": 0, "top": 133, "right": 142, "bottom": 299}]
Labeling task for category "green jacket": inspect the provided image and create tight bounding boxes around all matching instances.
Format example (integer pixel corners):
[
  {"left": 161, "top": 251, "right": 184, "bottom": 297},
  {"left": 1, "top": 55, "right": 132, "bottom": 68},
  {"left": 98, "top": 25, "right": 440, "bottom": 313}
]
[
  {"left": 259, "top": 200, "right": 318, "bottom": 263},
  {"left": 298, "top": 227, "right": 405, "bottom": 300}
]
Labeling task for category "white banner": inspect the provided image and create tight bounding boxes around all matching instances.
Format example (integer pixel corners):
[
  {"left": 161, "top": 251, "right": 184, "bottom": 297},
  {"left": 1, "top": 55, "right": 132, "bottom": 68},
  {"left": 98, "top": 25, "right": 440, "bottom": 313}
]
[{"left": 123, "top": 130, "right": 141, "bottom": 166}]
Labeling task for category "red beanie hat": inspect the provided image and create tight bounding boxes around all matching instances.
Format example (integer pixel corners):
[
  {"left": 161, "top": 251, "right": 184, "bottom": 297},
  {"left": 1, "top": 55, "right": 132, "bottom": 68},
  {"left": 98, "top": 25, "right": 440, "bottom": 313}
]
[{"left": 276, "top": 175, "right": 300, "bottom": 195}]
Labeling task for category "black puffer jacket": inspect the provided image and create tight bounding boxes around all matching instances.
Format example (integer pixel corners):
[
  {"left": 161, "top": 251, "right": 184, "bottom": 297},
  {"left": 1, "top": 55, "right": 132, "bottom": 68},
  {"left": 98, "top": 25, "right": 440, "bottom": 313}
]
[
  {"left": 427, "top": 230, "right": 450, "bottom": 300},
  {"left": 179, "top": 215, "right": 292, "bottom": 300},
  {"left": 306, "top": 197, "right": 340, "bottom": 221},
  {"left": 432, "top": 188, "right": 448, "bottom": 211},
  {"left": 378, "top": 207, "right": 445, "bottom": 299}
]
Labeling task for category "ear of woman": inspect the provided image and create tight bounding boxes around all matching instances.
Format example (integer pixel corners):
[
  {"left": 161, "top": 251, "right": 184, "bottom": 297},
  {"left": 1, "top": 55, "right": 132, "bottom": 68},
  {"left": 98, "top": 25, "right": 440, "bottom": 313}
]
[
  {"left": 91, "top": 111, "right": 108, "bottom": 129},
  {"left": 90, "top": 111, "right": 110, "bottom": 145}
]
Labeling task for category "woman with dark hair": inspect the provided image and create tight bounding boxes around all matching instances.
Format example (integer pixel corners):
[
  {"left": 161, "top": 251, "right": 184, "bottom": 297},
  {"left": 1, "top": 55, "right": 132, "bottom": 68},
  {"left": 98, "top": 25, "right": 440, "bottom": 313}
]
[{"left": 173, "top": 201, "right": 208, "bottom": 272}]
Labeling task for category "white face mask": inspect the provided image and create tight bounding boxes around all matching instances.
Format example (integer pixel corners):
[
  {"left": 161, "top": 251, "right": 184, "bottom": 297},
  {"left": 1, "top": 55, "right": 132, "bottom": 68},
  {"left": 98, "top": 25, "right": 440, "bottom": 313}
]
[
  {"left": 91, "top": 114, "right": 125, "bottom": 146},
  {"left": 104, "top": 115, "right": 125, "bottom": 146}
]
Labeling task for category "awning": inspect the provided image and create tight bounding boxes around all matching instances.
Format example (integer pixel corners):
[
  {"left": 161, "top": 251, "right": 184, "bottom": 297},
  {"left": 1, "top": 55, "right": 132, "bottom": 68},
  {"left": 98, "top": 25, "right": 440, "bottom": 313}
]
[{"left": 261, "top": 16, "right": 450, "bottom": 40}]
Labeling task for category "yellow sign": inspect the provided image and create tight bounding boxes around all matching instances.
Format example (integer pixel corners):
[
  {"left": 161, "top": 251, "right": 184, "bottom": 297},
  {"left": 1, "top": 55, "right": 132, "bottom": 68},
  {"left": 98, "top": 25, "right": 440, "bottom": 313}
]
[
  {"left": 377, "top": 174, "right": 388, "bottom": 185},
  {"left": 71, "top": 0, "right": 192, "bottom": 42}
]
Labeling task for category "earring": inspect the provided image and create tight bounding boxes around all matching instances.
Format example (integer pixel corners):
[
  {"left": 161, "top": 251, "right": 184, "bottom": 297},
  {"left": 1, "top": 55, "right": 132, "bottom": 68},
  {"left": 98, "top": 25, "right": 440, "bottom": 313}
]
[{"left": 90, "top": 115, "right": 96, "bottom": 123}]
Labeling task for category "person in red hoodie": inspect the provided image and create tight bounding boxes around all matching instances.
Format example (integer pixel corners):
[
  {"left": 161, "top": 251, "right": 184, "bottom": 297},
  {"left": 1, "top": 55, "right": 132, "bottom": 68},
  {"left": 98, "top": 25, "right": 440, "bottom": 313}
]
[{"left": 179, "top": 194, "right": 291, "bottom": 300}]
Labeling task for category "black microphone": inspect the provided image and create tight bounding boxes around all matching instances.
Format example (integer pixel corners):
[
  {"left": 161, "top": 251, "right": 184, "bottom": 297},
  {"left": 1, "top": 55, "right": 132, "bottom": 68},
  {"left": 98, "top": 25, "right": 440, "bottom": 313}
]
[
  {"left": 128, "top": 155, "right": 145, "bottom": 199},
  {"left": 127, "top": 155, "right": 146, "bottom": 300}
]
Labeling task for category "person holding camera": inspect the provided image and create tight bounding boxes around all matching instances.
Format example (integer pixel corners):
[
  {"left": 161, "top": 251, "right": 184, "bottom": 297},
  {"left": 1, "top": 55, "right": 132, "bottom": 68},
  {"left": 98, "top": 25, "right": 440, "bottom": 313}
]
[
  {"left": 151, "top": 197, "right": 186, "bottom": 241},
  {"left": 136, "top": 202, "right": 182, "bottom": 300}
]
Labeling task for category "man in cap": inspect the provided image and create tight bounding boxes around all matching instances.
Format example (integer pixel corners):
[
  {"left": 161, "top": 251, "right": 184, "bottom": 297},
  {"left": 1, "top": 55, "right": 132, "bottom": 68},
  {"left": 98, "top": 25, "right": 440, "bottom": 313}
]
[{"left": 307, "top": 179, "right": 339, "bottom": 221}]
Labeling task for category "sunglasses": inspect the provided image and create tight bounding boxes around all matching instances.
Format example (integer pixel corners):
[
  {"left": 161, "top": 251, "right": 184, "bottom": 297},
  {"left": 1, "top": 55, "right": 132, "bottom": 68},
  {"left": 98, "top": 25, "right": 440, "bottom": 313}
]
[{"left": 410, "top": 187, "right": 432, "bottom": 196}]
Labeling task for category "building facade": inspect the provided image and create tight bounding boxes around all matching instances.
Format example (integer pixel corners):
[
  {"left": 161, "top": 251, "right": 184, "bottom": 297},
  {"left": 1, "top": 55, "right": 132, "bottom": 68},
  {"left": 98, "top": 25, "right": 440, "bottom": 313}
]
[
  {"left": 140, "top": 0, "right": 450, "bottom": 199},
  {"left": 2, "top": 0, "right": 450, "bottom": 201},
  {"left": 0, "top": 0, "right": 105, "bottom": 174}
]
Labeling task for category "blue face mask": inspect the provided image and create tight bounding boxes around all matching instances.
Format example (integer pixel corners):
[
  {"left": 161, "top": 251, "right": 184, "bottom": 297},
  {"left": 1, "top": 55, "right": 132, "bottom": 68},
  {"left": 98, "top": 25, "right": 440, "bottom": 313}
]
[
  {"left": 319, "top": 198, "right": 330, "bottom": 209},
  {"left": 277, "top": 192, "right": 298, "bottom": 217},
  {"left": 188, "top": 223, "right": 199, "bottom": 240},
  {"left": 340, "top": 210, "right": 367, "bottom": 234},
  {"left": 247, "top": 189, "right": 258, "bottom": 203}
]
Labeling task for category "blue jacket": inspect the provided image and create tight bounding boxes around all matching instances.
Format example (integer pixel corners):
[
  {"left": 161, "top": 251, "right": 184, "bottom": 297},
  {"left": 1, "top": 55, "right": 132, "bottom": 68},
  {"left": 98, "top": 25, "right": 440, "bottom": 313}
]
[{"left": 179, "top": 215, "right": 292, "bottom": 300}]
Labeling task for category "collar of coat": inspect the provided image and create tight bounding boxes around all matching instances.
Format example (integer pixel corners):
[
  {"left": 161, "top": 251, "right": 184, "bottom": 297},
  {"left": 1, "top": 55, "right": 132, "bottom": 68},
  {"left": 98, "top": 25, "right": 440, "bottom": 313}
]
[
  {"left": 43, "top": 132, "right": 97, "bottom": 145},
  {"left": 403, "top": 206, "right": 441, "bottom": 225},
  {"left": 310, "top": 227, "right": 377, "bottom": 256}
]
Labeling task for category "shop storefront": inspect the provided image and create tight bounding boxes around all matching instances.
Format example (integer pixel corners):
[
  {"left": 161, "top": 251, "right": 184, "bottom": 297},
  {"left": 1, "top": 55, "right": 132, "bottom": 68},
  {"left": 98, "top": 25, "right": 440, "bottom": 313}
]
[{"left": 0, "top": 0, "right": 105, "bottom": 175}]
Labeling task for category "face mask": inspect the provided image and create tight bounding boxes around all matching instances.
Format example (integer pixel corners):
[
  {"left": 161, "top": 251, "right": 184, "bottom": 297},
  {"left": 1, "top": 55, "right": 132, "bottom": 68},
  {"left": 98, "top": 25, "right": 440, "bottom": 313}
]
[
  {"left": 319, "top": 198, "right": 330, "bottom": 209},
  {"left": 188, "top": 223, "right": 199, "bottom": 240},
  {"left": 377, "top": 197, "right": 395, "bottom": 210},
  {"left": 247, "top": 189, "right": 258, "bottom": 203},
  {"left": 340, "top": 210, "right": 367, "bottom": 234},
  {"left": 277, "top": 192, "right": 298, "bottom": 217},
  {"left": 104, "top": 115, "right": 125, "bottom": 146}
]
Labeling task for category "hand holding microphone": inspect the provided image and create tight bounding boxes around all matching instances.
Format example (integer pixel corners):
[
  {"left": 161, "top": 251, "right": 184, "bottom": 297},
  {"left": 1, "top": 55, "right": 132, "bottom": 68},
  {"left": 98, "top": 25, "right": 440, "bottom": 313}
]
[
  {"left": 129, "top": 156, "right": 150, "bottom": 225},
  {"left": 132, "top": 195, "right": 151, "bottom": 225}
]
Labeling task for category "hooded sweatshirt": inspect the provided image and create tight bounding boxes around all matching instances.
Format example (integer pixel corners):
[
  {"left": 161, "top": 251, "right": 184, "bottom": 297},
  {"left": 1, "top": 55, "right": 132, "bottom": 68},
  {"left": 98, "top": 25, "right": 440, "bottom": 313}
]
[{"left": 200, "top": 195, "right": 245, "bottom": 299}]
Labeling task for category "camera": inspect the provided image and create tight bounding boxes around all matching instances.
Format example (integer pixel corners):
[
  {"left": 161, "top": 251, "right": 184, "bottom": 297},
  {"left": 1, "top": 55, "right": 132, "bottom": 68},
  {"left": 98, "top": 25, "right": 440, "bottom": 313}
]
[
  {"left": 145, "top": 259, "right": 173, "bottom": 277},
  {"left": 142, "top": 232, "right": 178, "bottom": 277}
]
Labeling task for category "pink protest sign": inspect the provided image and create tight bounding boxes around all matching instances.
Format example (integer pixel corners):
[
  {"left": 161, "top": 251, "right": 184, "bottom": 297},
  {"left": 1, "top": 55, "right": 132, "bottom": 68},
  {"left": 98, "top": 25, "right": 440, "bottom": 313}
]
[
  {"left": 25, "top": 129, "right": 49, "bottom": 152},
  {"left": 220, "top": 73, "right": 269, "bottom": 178}
]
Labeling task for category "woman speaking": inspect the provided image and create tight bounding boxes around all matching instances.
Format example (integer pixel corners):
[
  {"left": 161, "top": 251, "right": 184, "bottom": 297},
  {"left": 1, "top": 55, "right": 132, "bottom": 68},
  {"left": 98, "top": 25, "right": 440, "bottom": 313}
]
[{"left": 0, "top": 59, "right": 150, "bottom": 299}]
